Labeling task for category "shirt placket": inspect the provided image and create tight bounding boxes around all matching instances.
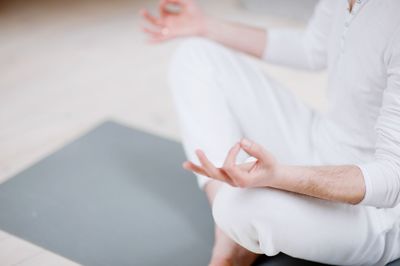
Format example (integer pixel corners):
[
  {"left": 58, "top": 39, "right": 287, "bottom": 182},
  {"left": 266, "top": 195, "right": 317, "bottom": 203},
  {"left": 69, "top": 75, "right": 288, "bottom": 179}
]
[{"left": 340, "top": 0, "right": 368, "bottom": 54}]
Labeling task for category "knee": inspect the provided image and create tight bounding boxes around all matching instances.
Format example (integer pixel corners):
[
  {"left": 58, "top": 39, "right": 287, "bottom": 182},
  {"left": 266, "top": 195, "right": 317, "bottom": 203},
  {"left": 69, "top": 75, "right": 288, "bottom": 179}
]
[
  {"left": 212, "top": 185, "right": 263, "bottom": 252},
  {"left": 212, "top": 186, "right": 298, "bottom": 255},
  {"left": 168, "top": 37, "right": 225, "bottom": 89},
  {"left": 169, "top": 37, "right": 220, "bottom": 70},
  {"left": 212, "top": 186, "right": 256, "bottom": 231},
  {"left": 212, "top": 186, "right": 234, "bottom": 232}
]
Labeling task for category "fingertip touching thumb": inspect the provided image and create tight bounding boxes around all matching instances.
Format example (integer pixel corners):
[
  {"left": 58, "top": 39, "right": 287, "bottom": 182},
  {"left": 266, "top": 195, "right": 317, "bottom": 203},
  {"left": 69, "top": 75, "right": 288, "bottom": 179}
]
[
  {"left": 240, "top": 138, "right": 266, "bottom": 161},
  {"left": 240, "top": 138, "right": 253, "bottom": 149}
]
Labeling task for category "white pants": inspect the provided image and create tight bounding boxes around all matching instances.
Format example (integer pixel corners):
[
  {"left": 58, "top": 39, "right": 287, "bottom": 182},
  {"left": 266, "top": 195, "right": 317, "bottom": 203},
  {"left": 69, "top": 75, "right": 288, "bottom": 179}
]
[{"left": 168, "top": 38, "right": 400, "bottom": 265}]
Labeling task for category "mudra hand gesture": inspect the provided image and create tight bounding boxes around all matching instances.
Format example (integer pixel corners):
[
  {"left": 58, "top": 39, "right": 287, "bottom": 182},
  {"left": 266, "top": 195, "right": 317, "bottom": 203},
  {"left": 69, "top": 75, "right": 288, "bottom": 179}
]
[
  {"left": 140, "top": 0, "right": 206, "bottom": 42},
  {"left": 183, "top": 138, "right": 279, "bottom": 188}
]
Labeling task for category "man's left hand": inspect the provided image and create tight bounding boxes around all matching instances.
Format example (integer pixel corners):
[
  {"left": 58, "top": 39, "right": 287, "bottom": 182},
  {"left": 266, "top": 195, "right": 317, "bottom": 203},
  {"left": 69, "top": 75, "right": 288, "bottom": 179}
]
[{"left": 183, "top": 138, "right": 279, "bottom": 188}]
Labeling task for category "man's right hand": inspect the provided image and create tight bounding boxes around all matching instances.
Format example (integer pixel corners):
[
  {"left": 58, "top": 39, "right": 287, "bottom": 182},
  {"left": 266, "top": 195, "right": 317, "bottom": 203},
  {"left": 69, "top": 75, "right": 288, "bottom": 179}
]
[{"left": 140, "top": 0, "right": 206, "bottom": 43}]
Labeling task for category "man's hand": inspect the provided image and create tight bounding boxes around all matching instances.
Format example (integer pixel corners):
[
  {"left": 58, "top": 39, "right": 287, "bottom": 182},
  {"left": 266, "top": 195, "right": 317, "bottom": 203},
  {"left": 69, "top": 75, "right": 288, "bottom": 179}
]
[
  {"left": 139, "top": 0, "right": 267, "bottom": 57},
  {"left": 183, "top": 138, "right": 279, "bottom": 188},
  {"left": 140, "top": 0, "right": 206, "bottom": 43},
  {"left": 183, "top": 138, "right": 366, "bottom": 205}
]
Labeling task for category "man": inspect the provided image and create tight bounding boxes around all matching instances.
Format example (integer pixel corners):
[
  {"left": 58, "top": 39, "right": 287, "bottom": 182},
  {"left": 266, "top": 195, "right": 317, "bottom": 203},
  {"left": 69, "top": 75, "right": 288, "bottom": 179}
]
[{"left": 140, "top": 0, "right": 400, "bottom": 265}]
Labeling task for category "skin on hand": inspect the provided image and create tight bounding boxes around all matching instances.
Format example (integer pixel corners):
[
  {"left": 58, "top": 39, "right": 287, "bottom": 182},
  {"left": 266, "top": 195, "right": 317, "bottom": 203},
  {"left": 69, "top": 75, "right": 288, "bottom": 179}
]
[
  {"left": 139, "top": 0, "right": 206, "bottom": 43},
  {"left": 183, "top": 138, "right": 366, "bottom": 205},
  {"left": 139, "top": 0, "right": 267, "bottom": 57},
  {"left": 183, "top": 138, "right": 279, "bottom": 188}
]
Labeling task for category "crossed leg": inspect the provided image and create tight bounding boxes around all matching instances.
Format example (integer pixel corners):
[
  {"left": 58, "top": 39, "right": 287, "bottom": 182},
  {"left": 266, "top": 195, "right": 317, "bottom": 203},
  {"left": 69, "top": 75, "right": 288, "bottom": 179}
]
[
  {"left": 213, "top": 184, "right": 386, "bottom": 265},
  {"left": 169, "top": 37, "right": 317, "bottom": 188},
  {"left": 168, "top": 38, "right": 388, "bottom": 265}
]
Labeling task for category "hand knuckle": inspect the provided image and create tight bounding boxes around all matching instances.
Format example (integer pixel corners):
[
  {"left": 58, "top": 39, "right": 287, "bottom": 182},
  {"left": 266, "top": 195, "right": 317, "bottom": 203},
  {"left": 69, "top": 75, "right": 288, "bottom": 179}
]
[{"left": 222, "top": 166, "right": 233, "bottom": 173}]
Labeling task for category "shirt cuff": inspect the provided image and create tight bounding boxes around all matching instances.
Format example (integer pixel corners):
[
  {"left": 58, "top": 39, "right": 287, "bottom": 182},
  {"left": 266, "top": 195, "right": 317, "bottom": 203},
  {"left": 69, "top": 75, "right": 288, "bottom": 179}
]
[
  {"left": 357, "top": 161, "right": 398, "bottom": 208},
  {"left": 357, "top": 163, "right": 375, "bottom": 206}
]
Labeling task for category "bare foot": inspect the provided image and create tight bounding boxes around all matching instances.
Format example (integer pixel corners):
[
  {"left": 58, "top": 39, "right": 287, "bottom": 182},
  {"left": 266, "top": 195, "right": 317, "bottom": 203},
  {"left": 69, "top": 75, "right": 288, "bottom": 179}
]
[{"left": 208, "top": 225, "right": 260, "bottom": 266}]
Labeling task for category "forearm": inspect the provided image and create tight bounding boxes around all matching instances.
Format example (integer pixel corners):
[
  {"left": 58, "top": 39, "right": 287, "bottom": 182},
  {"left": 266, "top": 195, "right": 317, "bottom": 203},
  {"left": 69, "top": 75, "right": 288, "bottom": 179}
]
[
  {"left": 270, "top": 165, "right": 366, "bottom": 205},
  {"left": 201, "top": 17, "right": 267, "bottom": 58},
  {"left": 185, "top": 139, "right": 367, "bottom": 205}
]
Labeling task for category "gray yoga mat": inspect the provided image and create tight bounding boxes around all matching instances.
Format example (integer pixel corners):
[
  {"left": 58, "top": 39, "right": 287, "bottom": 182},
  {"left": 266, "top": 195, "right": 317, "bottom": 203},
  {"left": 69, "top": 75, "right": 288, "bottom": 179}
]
[
  {"left": 0, "top": 121, "right": 398, "bottom": 266},
  {"left": 0, "top": 121, "right": 213, "bottom": 266}
]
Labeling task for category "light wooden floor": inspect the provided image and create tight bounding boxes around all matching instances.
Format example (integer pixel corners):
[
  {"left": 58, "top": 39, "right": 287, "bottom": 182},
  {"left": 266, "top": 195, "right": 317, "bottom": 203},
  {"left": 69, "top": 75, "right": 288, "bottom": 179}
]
[{"left": 0, "top": 0, "right": 326, "bottom": 264}]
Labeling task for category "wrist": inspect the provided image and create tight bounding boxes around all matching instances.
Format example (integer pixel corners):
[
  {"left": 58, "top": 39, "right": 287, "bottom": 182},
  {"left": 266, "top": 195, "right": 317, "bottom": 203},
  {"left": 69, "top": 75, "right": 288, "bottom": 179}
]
[
  {"left": 266, "top": 164, "right": 288, "bottom": 188},
  {"left": 198, "top": 16, "right": 216, "bottom": 38}
]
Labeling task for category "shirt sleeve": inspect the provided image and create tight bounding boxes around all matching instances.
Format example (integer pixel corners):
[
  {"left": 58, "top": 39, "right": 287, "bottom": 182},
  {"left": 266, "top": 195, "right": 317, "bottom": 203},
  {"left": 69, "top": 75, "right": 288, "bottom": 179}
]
[
  {"left": 358, "top": 27, "right": 400, "bottom": 208},
  {"left": 263, "top": 0, "right": 336, "bottom": 70}
]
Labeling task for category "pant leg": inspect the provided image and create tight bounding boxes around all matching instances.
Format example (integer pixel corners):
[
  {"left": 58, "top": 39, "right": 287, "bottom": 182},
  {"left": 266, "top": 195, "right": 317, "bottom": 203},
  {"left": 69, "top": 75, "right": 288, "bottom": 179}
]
[
  {"left": 169, "top": 38, "right": 400, "bottom": 264},
  {"left": 169, "top": 38, "right": 400, "bottom": 265},
  {"left": 168, "top": 37, "right": 317, "bottom": 189},
  {"left": 212, "top": 184, "right": 396, "bottom": 266}
]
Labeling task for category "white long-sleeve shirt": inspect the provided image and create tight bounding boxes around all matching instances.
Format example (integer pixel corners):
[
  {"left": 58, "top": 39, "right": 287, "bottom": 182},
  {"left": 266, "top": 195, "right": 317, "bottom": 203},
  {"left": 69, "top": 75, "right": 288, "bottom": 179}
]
[{"left": 264, "top": 0, "right": 400, "bottom": 208}]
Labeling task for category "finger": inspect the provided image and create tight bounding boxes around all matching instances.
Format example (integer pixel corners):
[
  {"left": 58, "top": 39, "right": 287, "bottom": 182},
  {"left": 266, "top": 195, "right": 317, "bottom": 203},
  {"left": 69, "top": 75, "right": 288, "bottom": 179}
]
[
  {"left": 147, "top": 31, "right": 174, "bottom": 43},
  {"left": 141, "top": 26, "right": 173, "bottom": 43},
  {"left": 141, "top": 29, "right": 164, "bottom": 42},
  {"left": 240, "top": 138, "right": 270, "bottom": 162},
  {"left": 223, "top": 142, "right": 240, "bottom": 168},
  {"left": 222, "top": 164, "right": 250, "bottom": 187},
  {"left": 141, "top": 25, "right": 162, "bottom": 35},
  {"left": 158, "top": 0, "right": 182, "bottom": 17},
  {"left": 182, "top": 161, "right": 209, "bottom": 177},
  {"left": 221, "top": 143, "right": 243, "bottom": 186},
  {"left": 140, "top": 9, "right": 164, "bottom": 26},
  {"left": 163, "top": 0, "right": 186, "bottom": 8},
  {"left": 196, "top": 149, "right": 232, "bottom": 183},
  {"left": 166, "top": 0, "right": 185, "bottom": 4},
  {"left": 159, "top": 0, "right": 168, "bottom": 14},
  {"left": 140, "top": 18, "right": 163, "bottom": 29},
  {"left": 141, "top": 24, "right": 171, "bottom": 36},
  {"left": 161, "top": 0, "right": 184, "bottom": 15}
]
